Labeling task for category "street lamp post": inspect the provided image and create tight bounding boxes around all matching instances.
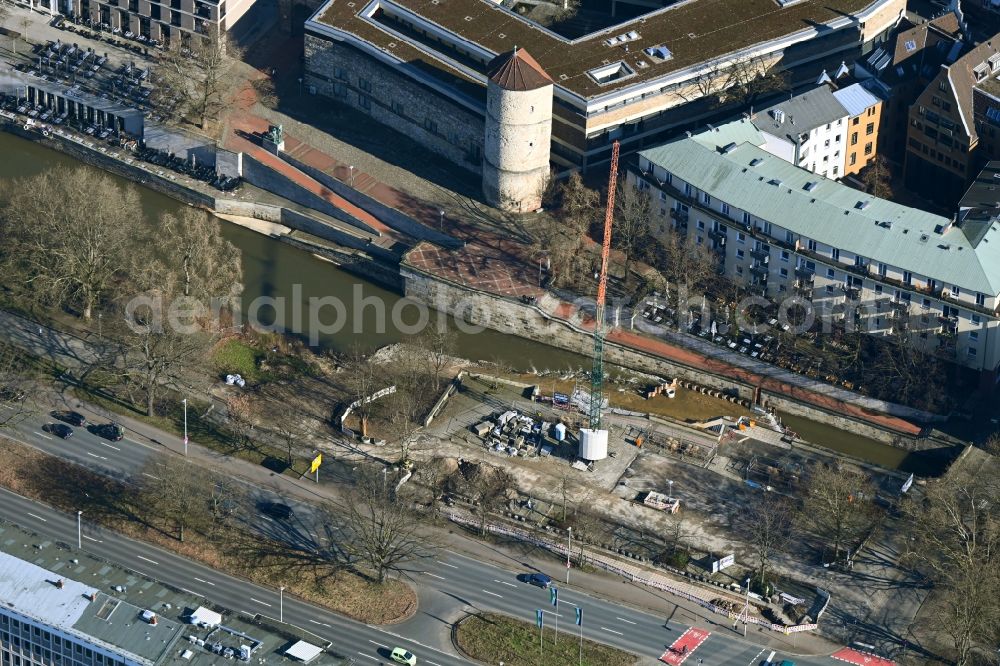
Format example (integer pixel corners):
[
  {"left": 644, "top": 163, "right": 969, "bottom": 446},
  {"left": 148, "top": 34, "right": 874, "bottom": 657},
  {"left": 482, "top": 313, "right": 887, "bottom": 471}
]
[
  {"left": 348, "top": 165, "right": 354, "bottom": 187},
  {"left": 77, "top": 510, "right": 82, "bottom": 549},
  {"left": 182, "top": 398, "right": 188, "bottom": 457},
  {"left": 279, "top": 586, "right": 285, "bottom": 623},
  {"left": 439, "top": 210, "right": 444, "bottom": 231},
  {"left": 566, "top": 527, "right": 572, "bottom": 584},
  {"left": 743, "top": 576, "right": 750, "bottom": 637},
  {"left": 668, "top": 479, "right": 673, "bottom": 498}
]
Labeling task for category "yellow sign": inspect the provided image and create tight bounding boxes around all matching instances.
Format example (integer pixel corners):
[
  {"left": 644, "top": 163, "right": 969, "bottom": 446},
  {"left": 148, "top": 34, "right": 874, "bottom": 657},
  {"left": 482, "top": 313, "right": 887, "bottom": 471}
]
[{"left": 310, "top": 454, "right": 323, "bottom": 474}]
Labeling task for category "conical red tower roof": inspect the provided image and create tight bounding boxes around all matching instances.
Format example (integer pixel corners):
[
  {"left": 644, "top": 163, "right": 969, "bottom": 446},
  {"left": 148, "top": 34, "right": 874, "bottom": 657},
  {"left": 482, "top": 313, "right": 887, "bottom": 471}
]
[{"left": 486, "top": 47, "right": 553, "bottom": 91}]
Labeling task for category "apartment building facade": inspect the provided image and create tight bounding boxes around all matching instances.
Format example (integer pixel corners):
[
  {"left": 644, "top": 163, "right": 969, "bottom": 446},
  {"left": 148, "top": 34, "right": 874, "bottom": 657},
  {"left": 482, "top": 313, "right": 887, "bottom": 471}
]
[
  {"left": 630, "top": 124, "right": 1000, "bottom": 377},
  {"left": 15, "top": 0, "right": 255, "bottom": 48},
  {"left": 304, "top": 0, "right": 905, "bottom": 174},
  {"left": 748, "top": 81, "right": 882, "bottom": 180},
  {"left": 905, "top": 37, "right": 1000, "bottom": 205}
]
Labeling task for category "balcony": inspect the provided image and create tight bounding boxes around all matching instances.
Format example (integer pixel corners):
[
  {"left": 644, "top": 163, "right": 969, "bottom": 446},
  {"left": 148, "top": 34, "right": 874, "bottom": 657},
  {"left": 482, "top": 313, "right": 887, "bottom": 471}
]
[
  {"left": 846, "top": 263, "right": 870, "bottom": 277},
  {"left": 842, "top": 284, "right": 862, "bottom": 298},
  {"left": 794, "top": 281, "right": 813, "bottom": 296},
  {"left": 750, "top": 247, "right": 770, "bottom": 261},
  {"left": 794, "top": 266, "right": 815, "bottom": 281},
  {"left": 750, "top": 263, "right": 769, "bottom": 277},
  {"left": 669, "top": 209, "right": 688, "bottom": 223},
  {"left": 708, "top": 228, "right": 726, "bottom": 242}
]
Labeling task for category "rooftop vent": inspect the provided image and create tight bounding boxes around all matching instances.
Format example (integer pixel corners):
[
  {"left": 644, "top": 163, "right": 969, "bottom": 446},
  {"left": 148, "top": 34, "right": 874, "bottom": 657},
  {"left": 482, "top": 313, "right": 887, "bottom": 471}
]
[
  {"left": 643, "top": 45, "right": 673, "bottom": 61},
  {"left": 877, "top": 220, "right": 893, "bottom": 229},
  {"left": 768, "top": 178, "right": 783, "bottom": 186},
  {"left": 721, "top": 142, "right": 738, "bottom": 154},
  {"left": 904, "top": 39, "right": 917, "bottom": 52},
  {"left": 771, "top": 108, "right": 786, "bottom": 123},
  {"left": 990, "top": 53, "right": 1000, "bottom": 72},
  {"left": 855, "top": 200, "right": 870, "bottom": 210},
  {"left": 803, "top": 181, "right": 818, "bottom": 192},
  {"left": 920, "top": 233, "right": 930, "bottom": 242},
  {"left": 750, "top": 157, "right": 764, "bottom": 167},
  {"left": 974, "top": 62, "right": 989, "bottom": 82}
]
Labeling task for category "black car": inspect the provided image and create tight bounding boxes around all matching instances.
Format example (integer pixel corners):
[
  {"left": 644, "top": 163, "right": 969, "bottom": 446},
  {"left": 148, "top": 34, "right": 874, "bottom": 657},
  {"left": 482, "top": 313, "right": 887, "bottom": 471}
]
[
  {"left": 260, "top": 502, "right": 293, "bottom": 520},
  {"left": 93, "top": 422, "right": 124, "bottom": 442},
  {"left": 51, "top": 410, "right": 87, "bottom": 427},
  {"left": 526, "top": 573, "right": 552, "bottom": 588},
  {"left": 43, "top": 423, "right": 74, "bottom": 439}
]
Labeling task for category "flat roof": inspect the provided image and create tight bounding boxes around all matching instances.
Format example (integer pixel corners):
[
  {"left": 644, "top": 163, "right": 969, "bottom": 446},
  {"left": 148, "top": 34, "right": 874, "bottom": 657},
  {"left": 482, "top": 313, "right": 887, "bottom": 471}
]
[
  {"left": 310, "top": 0, "right": 889, "bottom": 101},
  {"left": 639, "top": 128, "right": 1000, "bottom": 294}
]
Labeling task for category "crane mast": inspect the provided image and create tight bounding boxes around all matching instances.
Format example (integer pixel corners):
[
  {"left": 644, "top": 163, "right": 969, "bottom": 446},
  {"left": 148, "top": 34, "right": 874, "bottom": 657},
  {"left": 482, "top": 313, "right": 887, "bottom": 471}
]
[{"left": 588, "top": 140, "right": 619, "bottom": 431}]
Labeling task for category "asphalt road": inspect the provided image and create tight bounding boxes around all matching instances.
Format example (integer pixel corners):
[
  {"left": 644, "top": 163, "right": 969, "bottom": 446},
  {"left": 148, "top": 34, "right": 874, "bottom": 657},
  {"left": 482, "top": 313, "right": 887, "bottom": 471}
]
[{"left": 0, "top": 398, "right": 840, "bottom": 666}]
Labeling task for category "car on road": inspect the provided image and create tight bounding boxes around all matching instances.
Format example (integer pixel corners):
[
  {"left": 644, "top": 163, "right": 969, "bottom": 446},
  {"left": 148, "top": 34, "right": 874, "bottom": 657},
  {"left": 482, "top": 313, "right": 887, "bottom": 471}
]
[
  {"left": 51, "top": 410, "right": 87, "bottom": 427},
  {"left": 390, "top": 647, "right": 416, "bottom": 665},
  {"left": 259, "top": 502, "right": 293, "bottom": 520},
  {"left": 43, "top": 423, "right": 74, "bottom": 439},
  {"left": 93, "top": 422, "right": 124, "bottom": 442},
  {"left": 526, "top": 573, "right": 552, "bottom": 588}
]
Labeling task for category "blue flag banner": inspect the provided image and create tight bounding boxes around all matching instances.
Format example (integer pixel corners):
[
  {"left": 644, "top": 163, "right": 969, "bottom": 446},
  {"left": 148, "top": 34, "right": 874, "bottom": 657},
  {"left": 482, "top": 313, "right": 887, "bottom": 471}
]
[
  {"left": 575, "top": 607, "right": 582, "bottom": 626},
  {"left": 536, "top": 609, "right": 543, "bottom": 628},
  {"left": 550, "top": 587, "right": 558, "bottom": 607}
]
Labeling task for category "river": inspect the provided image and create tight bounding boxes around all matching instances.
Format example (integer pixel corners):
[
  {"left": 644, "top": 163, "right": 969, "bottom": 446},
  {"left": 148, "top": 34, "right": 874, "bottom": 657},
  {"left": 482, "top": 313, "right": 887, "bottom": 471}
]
[{"left": 0, "top": 132, "right": 944, "bottom": 471}]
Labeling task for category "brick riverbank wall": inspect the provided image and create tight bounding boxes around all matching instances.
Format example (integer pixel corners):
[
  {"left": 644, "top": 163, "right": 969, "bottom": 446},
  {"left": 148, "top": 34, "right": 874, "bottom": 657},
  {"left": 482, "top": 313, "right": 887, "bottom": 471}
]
[{"left": 400, "top": 264, "right": 929, "bottom": 447}]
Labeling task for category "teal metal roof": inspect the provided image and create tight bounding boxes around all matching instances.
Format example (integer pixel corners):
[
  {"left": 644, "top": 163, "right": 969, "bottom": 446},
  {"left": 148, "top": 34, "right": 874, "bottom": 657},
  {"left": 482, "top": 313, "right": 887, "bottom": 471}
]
[{"left": 639, "top": 134, "right": 1000, "bottom": 295}]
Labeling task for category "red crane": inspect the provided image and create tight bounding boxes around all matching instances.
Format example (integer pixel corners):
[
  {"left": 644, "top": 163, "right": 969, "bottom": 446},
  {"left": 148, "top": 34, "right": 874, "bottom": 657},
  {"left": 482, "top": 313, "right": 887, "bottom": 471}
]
[{"left": 588, "top": 140, "right": 619, "bottom": 431}]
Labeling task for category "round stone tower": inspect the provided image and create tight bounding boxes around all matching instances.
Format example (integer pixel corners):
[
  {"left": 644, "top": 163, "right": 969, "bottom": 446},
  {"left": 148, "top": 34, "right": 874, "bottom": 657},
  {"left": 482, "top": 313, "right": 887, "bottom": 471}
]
[{"left": 483, "top": 47, "right": 554, "bottom": 213}]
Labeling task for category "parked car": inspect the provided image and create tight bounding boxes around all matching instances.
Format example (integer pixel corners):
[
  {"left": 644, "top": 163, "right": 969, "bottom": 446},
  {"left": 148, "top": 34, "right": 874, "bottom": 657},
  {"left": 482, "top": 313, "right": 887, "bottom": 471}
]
[
  {"left": 43, "top": 423, "right": 74, "bottom": 439},
  {"left": 526, "top": 573, "right": 552, "bottom": 588},
  {"left": 93, "top": 422, "right": 124, "bottom": 442},
  {"left": 51, "top": 410, "right": 87, "bottom": 427},
  {"left": 390, "top": 647, "right": 417, "bottom": 665}
]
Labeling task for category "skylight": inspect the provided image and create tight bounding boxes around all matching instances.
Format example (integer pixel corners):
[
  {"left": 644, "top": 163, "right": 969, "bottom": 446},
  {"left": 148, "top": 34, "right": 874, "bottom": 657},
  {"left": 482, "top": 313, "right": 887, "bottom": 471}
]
[{"left": 904, "top": 39, "right": 917, "bottom": 52}]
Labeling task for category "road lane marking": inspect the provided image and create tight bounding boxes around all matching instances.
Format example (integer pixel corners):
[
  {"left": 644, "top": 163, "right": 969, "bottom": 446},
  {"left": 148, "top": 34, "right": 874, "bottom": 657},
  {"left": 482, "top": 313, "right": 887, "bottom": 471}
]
[
  {"left": 308, "top": 620, "right": 322, "bottom": 625},
  {"left": 423, "top": 572, "right": 446, "bottom": 580},
  {"left": 747, "top": 649, "right": 768, "bottom": 666},
  {"left": 141, "top": 472, "right": 161, "bottom": 480},
  {"left": 125, "top": 438, "right": 156, "bottom": 450},
  {"left": 426, "top": 662, "right": 441, "bottom": 666},
  {"left": 494, "top": 579, "right": 516, "bottom": 588},
  {"left": 321, "top": 623, "right": 331, "bottom": 628},
  {"left": 101, "top": 442, "right": 121, "bottom": 451},
  {"left": 356, "top": 654, "right": 378, "bottom": 662},
  {"left": 33, "top": 431, "right": 52, "bottom": 440},
  {"left": 82, "top": 535, "right": 101, "bottom": 543},
  {"left": 26, "top": 512, "right": 46, "bottom": 522},
  {"left": 193, "top": 577, "right": 215, "bottom": 586},
  {"left": 435, "top": 560, "right": 458, "bottom": 569},
  {"left": 367, "top": 640, "right": 389, "bottom": 649},
  {"left": 85, "top": 452, "right": 108, "bottom": 460},
  {"left": 600, "top": 627, "right": 623, "bottom": 635},
  {"left": 137, "top": 555, "right": 158, "bottom": 565},
  {"left": 616, "top": 617, "right": 637, "bottom": 625},
  {"left": 481, "top": 589, "right": 503, "bottom": 598},
  {"left": 250, "top": 598, "right": 272, "bottom": 608},
  {"left": 180, "top": 588, "right": 202, "bottom": 597}
]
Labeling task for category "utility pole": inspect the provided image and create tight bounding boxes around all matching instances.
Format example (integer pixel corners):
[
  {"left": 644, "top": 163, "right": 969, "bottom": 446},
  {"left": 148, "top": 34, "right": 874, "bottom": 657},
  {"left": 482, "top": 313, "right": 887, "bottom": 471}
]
[
  {"left": 76, "top": 511, "right": 82, "bottom": 549},
  {"left": 566, "top": 527, "right": 572, "bottom": 584},
  {"left": 279, "top": 586, "right": 285, "bottom": 622},
  {"left": 182, "top": 398, "right": 188, "bottom": 456}
]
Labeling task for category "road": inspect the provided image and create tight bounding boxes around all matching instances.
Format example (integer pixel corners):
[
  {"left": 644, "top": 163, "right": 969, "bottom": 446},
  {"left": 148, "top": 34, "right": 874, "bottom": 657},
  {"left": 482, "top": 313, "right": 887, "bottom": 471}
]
[{"left": 0, "top": 396, "right": 848, "bottom": 666}]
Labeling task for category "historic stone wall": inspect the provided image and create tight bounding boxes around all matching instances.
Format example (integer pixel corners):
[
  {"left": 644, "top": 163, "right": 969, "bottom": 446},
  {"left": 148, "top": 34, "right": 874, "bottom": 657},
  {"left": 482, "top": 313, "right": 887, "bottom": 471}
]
[{"left": 303, "top": 34, "right": 485, "bottom": 175}]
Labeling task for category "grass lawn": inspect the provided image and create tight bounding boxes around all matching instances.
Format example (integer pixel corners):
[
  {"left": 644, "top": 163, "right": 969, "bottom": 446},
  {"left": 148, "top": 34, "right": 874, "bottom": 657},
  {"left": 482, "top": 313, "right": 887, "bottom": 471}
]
[
  {"left": 212, "top": 339, "right": 262, "bottom": 383},
  {"left": 455, "top": 613, "right": 637, "bottom": 666}
]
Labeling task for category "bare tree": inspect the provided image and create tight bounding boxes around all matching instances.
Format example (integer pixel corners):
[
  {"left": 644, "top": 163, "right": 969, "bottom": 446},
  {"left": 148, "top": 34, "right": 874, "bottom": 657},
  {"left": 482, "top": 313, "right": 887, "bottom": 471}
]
[
  {"left": 984, "top": 431, "right": 1000, "bottom": 457},
  {"left": 449, "top": 462, "right": 515, "bottom": 536},
  {"left": 140, "top": 455, "right": 211, "bottom": 542},
  {"left": 535, "top": 173, "right": 600, "bottom": 288},
  {"left": 160, "top": 208, "right": 243, "bottom": 303},
  {"left": 225, "top": 393, "right": 259, "bottom": 450},
  {"left": 342, "top": 348, "right": 389, "bottom": 438},
  {"left": 0, "top": 167, "right": 139, "bottom": 320},
  {"left": 413, "top": 327, "right": 457, "bottom": 392},
  {"left": 153, "top": 32, "right": 244, "bottom": 129},
  {"left": 612, "top": 179, "right": 652, "bottom": 293},
  {"left": 0, "top": 343, "right": 35, "bottom": 429},
  {"left": 861, "top": 155, "right": 894, "bottom": 200},
  {"left": 902, "top": 472, "right": 1000, "bottom": 665},
  {"left": 719, "top": 54, "right": 789, "bottom": 108},
  {"left": 673, "top": 62, "right": 725, "bottom": 103},
  {"left": 653, "top": 227, "right": 718, "bottom": 294},
  {"left": 343, "top": 469, "right": 430, "bottom": 583},
  {"left": 383, "top": 386, "right": 424, "bottom": 466},
  {"left": 739, "top": 493, "right": 793, "bottom": 591},
  {"left": 798, "top": 465, "right": 880, "bottom": 563}
]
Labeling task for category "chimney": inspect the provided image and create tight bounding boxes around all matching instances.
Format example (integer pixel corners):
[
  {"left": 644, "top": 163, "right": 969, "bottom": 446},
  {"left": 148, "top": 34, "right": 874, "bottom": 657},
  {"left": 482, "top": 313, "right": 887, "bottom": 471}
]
[{"left": 56, "top": 580, "right": 64, "bottom": 590}]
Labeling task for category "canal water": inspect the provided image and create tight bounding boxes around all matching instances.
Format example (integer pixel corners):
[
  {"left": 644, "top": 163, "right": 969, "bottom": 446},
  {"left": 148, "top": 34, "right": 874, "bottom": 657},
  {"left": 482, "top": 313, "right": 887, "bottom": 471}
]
[{"left": 0, "top": 132, "right": 940, "bottom": 471}]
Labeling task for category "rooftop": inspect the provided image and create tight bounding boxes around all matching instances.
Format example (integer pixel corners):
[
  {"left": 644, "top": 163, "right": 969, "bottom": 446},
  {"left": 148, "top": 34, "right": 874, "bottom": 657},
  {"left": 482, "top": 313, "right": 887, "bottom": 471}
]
[
  {"left": 638, "top": 128, "right": 1000, "bottom": 294},
  {"left": 0, "top": 522, "right": 344, "bottom": 666},
  {"left": 310, "top": 0, "right": 887, "bottom": 100},
  {"left": 832, "top": 81, "right": 882, "bottom": 116},
  {"left": 752, "top": 85, "right": 848, "bottom": 137},
  {"left": 487, "top": 47, "right": 552, "bottom": 91}
]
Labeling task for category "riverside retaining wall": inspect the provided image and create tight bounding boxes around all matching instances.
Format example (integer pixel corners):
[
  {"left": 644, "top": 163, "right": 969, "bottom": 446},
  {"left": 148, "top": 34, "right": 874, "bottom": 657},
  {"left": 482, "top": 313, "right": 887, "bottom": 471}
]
[{"left": 401, "top": 265, "right": 925, "bottom": 446}]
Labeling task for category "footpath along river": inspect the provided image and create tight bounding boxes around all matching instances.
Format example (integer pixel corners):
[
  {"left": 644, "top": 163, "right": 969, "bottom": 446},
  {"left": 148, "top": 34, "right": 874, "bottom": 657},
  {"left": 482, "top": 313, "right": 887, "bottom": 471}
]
[{"left": 1, "top": 132, "right": 941, "bottom": 471}]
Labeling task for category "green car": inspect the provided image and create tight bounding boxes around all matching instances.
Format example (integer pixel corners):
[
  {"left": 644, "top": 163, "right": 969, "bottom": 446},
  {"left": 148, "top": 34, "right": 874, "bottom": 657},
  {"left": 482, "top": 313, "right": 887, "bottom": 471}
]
[
  {"left": 779, "top": 661, "right": 796, "bottom": 666},
  {"left": 391, "top": 647, "right": 417, "bottom": 665}
]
